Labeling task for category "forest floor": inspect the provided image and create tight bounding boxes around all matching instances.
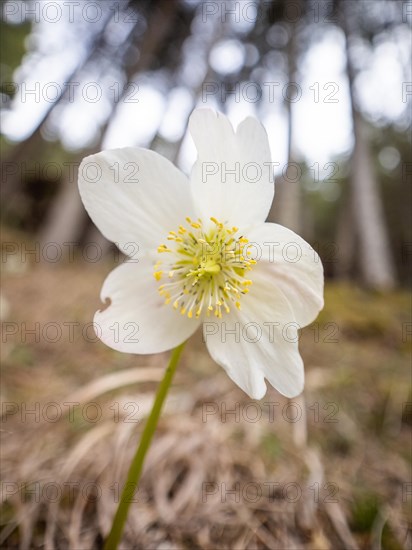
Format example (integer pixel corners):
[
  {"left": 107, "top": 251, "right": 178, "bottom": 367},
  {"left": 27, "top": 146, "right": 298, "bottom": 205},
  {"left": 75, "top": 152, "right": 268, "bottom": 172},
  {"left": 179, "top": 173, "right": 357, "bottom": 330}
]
[{"left": 1, "top": 230, "right": 411, "bottom": 549}]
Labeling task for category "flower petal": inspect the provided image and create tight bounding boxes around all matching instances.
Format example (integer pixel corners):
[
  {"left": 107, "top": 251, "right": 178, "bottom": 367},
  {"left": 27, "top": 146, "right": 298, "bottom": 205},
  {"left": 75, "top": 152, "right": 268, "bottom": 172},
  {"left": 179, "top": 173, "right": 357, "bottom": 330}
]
[
  {"left": 203, "top": 274, "right": 304, "bottom": 399},
  {"left": 247, "top": 223, "right": 324, "bottom": 326},
  {"left": 78, "top": 147, "right": 193, "bottom": 256},
  {"left": 189, "top": 109, "right": 274, "bottom": 227},
  {"left": 94, "top": 259, "right": 201, "bottom": 354}
]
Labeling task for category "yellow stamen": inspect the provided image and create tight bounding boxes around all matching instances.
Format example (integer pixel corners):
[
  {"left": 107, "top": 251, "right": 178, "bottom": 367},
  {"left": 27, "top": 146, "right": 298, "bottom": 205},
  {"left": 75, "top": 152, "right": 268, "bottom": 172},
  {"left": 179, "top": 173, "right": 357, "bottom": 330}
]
[{"left": 154, "top": 216, "right": 257, "bottom": 319}]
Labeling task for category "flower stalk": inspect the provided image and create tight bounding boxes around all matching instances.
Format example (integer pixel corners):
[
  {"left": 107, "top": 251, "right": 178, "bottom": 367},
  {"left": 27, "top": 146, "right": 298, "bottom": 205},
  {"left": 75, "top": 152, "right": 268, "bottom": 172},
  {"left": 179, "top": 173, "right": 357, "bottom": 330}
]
[{"left": 104, "top": 341, "right": 186, "bottom": 550}]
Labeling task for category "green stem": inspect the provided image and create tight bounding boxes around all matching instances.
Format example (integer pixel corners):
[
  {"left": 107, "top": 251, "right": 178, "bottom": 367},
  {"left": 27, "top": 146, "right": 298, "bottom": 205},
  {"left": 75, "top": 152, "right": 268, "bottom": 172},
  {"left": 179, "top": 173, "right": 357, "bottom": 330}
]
[{"left": 104, "top": 341, "right": 186, "bottom": 550}]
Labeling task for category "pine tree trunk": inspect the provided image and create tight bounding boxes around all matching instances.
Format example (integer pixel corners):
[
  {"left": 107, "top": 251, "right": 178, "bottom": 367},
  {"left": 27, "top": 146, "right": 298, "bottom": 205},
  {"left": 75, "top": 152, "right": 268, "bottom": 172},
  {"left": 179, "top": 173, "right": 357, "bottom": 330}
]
[
  {"left": 342, "top": 3, "right": 396, "bottom": 289},
  {"left": 40, "top": 0, "right": 180, "bottom": 253},
  {"left": 335, "top": 195, "right": 356, "bottom": 279},
  {"left": 268, "top": 3, "right": 301, "bottom": 233},
  {"left": 1, "top": 10, "right": 114, "bottom": 202}
]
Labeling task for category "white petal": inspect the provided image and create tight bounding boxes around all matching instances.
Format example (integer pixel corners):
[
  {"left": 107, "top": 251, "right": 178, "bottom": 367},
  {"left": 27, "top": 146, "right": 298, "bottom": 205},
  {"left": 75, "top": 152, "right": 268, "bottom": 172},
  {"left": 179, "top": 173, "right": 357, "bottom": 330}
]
[
  {"left": 247, "top": 223, "right": 324, "bottom": 326},
  {"left": 94, "top": 259, "right": 201, "bottom": 354},
  {"left": 189, "top": 109, "right": 274, "bottom": 227},
  {"left": 78, "top": 147, "right": 193, "bottom": 256},
  {"left": 203, "top": 276, "right": 304, "bottom": 399}
]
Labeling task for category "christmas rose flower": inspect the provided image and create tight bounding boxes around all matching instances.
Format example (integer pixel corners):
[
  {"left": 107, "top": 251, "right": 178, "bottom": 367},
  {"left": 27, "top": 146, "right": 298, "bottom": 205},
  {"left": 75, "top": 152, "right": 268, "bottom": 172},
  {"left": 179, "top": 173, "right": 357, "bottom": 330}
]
[{"left": 78, "top": 109, "right": 324, "bottom": 399}]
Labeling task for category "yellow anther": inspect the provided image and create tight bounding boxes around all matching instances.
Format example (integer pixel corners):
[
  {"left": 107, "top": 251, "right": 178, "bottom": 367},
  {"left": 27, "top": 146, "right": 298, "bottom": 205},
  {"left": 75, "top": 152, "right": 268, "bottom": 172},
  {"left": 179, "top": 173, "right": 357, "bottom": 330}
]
[
  {"left": 210, "top": 217, "right": 223, "bottom": 228},
  {"left": 155, "top": 216, "right": 256, "bottom": 319}
]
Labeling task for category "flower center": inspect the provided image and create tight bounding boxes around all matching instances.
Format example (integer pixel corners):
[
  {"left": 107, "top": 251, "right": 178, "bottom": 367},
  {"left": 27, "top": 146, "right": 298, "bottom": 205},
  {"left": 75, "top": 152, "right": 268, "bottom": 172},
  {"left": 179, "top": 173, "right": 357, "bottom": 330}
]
[{"left": 154, "top": 217, "right": 256, "bottom": 319}]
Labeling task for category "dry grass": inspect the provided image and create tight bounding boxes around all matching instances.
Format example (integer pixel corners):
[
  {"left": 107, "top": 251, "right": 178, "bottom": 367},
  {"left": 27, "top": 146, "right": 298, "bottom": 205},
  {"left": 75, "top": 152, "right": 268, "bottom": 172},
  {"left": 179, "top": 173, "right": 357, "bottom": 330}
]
[{"left": 1, "top": 241, "right": 410, "bottom": 549}]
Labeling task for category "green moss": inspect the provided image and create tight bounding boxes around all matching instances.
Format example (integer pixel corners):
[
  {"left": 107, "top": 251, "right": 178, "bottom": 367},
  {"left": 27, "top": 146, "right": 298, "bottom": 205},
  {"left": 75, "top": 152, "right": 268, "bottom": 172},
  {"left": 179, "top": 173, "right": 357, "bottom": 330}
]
[
  {"left": 381, "top": 522, "right": 405, "bottom": 550},
  {"left": 260, "top": 433, "right": 282, "bottom": 461},
  {"left": 9, "top": 344, "right": 34, "bottom": 367},
  {"left": 318, "top": 284, "right": 411, "bottom": 345},
  {"left": 350, "top": 492, "right": 380, "bottom": 533}
]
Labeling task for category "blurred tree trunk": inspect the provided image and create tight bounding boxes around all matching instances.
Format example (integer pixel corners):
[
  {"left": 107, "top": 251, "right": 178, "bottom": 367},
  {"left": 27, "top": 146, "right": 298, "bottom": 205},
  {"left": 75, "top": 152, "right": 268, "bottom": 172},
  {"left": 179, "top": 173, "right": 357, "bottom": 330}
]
[
  {"left": 39, "top": 0, "right": 180, "bottom": 253},
  {"left": 341, "top": 2, "right": 396, "bottom": 289},
  {"left": 268, "top": 1, "right": 301, "bottom": 233},
  {"left": 335, "top": 195, "right": 356, "bottom": 278},
  {"left": 1, "top": 10, "right": 115, "bottom": 203}
]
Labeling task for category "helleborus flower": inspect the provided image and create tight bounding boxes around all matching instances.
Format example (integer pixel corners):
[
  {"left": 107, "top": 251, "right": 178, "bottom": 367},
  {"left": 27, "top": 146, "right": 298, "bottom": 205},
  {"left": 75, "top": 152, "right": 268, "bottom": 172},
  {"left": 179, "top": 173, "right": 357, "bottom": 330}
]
[{"left": 78, "top": 109, "right": 324, "bottom": 400}]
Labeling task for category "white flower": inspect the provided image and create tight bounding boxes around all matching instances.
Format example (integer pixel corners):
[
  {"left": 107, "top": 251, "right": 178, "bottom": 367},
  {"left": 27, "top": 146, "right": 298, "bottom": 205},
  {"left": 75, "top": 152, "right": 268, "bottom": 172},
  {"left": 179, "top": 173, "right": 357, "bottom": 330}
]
[{"left": 78, "top": 109, "right": 324, "bottom": 400}]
